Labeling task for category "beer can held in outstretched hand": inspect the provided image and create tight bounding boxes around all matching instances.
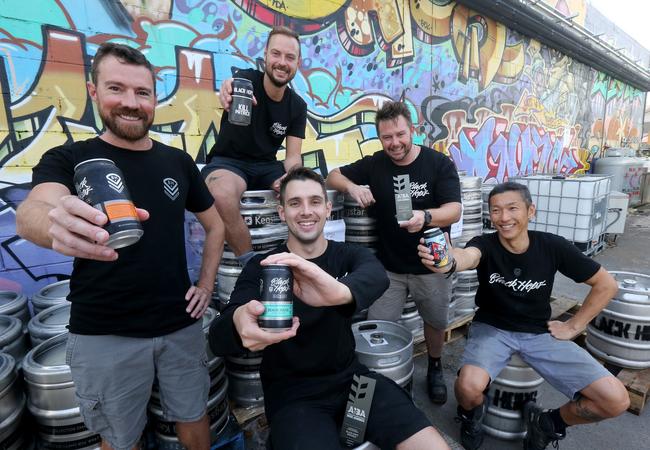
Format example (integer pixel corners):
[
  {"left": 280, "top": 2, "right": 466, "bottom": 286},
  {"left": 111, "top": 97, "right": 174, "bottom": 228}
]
[
  {"left": 228, "top": 77, "right": 253, "bottom": 126},
  {"left": 258, "top": 264, "right": 293, "bottom": 332},
  {"left": 73, "top": 158, "right": 143, "bottom": 250},
  {"left": 423, "top": 227, "right": 452, "bottom": 268}
]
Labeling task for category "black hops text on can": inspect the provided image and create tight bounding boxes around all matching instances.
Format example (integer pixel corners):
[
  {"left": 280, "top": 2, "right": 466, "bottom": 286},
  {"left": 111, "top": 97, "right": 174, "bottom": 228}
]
[
  {"left": 423, "top": 227, "right": 452, "bottom": 268},
  {"left": 228, "top": 77, "right": 253, "bottom": 126},
  {"left": 73, "top": 158, "right": 143, "bottom": 250},
  {"left": 258, "top": 264, "right": 293, "bottom": 332}
]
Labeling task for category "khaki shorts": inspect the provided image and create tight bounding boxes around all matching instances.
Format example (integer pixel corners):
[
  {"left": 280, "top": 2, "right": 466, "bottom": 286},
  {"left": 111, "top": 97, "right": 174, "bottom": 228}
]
[
  {"left": 66, "top": 321, "right": 209, "bottom": 450},
  {"left": 367, "top": 271, "right": 452, "bottom": 329}
]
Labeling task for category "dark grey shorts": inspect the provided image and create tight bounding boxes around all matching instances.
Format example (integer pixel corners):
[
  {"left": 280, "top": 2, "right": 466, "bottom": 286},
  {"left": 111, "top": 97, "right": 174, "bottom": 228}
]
[
  {"left": 462, "top": 322, "right": 611, "bottom": 400},
  {"left": 201, "top": 156, "right": 285, "bottom": 190},
  {"left": 65, "top": 321, "right": 209, "bottom": 450},
  {"left": 367, "top": 271, "right": 452, "bottom": 329}
]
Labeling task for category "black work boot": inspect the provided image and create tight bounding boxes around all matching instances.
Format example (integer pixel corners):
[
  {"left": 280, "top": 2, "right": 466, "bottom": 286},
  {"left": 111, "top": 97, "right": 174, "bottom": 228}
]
[
  {"left": 427, "top": 356, "right": 447, "bottom": 404},
  {"left": 523, "top": 401, "right": 566, "bottom": 450},
  {"left": 455, "top": 402, "right": 486, "bottom": 450}
]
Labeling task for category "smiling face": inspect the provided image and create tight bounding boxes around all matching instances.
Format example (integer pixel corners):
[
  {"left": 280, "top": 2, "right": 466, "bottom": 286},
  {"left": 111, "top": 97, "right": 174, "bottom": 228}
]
[
  {"left": 264, "top": 33, "right": 300, "bottom": 88},
  {"left": 278, "top": 178, "right": 331, "bottom": 246},
  {"left": 87, "top": 54, "right": 156, "bottom": 147},
  {"left": 489, "top": 190, "right": 535, "bottom": 243},
  {"left": 377, "top": 115, "right": 416, "bottom": 165}
]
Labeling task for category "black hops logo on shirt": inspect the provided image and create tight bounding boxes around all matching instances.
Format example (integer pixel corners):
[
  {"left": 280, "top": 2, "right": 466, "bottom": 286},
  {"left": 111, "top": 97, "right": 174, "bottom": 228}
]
[
  {"left": 163, "top": 177, "right": 179, "bottom": 200},
  {"left": 269, "top": 122, "right": 288, "bottom": 138}
]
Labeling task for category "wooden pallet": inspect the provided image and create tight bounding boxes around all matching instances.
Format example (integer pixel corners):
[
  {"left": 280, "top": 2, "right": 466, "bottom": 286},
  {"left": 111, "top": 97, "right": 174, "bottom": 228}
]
[
  {"left": 618, "top": 368, "right": 650, "bottom": 415},
  {"left": 445, "top": 314, "right": 474, "bottom": 344}
]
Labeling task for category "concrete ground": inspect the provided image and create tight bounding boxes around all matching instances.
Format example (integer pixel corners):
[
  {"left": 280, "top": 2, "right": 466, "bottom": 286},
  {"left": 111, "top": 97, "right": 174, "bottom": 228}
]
[{"left": 412, "top": 205, "right": 650, "bottom": 450}]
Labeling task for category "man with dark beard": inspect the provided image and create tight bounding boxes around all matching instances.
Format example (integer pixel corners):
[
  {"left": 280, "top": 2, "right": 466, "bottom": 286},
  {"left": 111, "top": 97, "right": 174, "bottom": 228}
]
[
  {"left": 16, "top": 43, "right": 223, "bottom": 450},
  {"left": 203, "top": 26, "right": 307, "bottom": 267},
  {"left": 327, "top": 101, "right": 462, "bottom": 406}
]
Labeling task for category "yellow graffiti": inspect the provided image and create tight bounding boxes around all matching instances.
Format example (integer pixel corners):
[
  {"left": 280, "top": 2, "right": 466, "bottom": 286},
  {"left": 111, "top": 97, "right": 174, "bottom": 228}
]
[{"left": 258, "top": 0, "right": 346, "bottom": 19}]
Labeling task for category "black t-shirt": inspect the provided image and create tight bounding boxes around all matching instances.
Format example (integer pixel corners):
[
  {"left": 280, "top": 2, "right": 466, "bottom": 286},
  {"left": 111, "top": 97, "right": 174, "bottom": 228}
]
[
  {"left": 339, "top": 146, "right": 461, "bottom": 274},
  {"left": 467, "top": 231, "right": 601, "bottom": 334},
  {"left": 32, "top": 137, "right": 214, "bottom": 337},
  {"left": 208, "top": 69, "right": 307, "bottom": 162},
  {"left": 208, "top": 241, "right": 389, "bottom": 419}
]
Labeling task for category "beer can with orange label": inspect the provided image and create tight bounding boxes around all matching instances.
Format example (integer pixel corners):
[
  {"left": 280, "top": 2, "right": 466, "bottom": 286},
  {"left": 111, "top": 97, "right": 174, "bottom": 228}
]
[{"left": 74, "top": 158, "right": 143, "bottom": 249}]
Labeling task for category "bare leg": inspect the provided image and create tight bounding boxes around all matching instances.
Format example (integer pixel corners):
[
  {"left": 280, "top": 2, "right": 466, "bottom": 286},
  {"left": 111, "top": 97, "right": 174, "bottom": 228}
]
[
  {"left": 455, "top": 365, "right": 490, "bottom": 410},
  {"left": 559, "top": 375, "right": 629, "bottom": 425},
  {"left": 176, "top": 414, "right": 210, "bottom": 450},
  {"left": 424, "top": 323, "right": 444, "bottom": 358},
  {"left": 205, "top": 169, "right": 251, "bottom": 256},
  {"left": 396, "top": 426, "right": 450, "bottom": 450}
]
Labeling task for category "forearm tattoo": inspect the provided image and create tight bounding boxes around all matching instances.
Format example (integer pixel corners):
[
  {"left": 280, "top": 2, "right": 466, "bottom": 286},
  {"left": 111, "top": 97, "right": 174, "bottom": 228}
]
[{"left": 575, "top": 398, "right": 605, "bottom": 422}]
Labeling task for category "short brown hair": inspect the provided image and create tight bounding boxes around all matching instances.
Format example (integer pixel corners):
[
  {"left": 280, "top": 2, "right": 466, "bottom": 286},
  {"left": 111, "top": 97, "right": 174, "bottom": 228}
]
[
  {"left": 266, "top": 26, "right": 301, "bottom": 56},
  {"left": 375, "top": 101, "right": 412, "bottom": 134},
  {"left": 91, "top": 42, "right": 155, "bottom": 89},
  {"left": 279, "top": 167, "right": 327, "bottom": 205}
]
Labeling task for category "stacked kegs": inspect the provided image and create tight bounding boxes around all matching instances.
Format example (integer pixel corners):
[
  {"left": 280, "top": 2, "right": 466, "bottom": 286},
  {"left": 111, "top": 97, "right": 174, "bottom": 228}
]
[
  {"left": 482, "top": 354, "right": 544, "bottom": 440},
  {"left": 324, "top": 190, "right": 346, "bottom": 242},
  {"left": 352, "top": 321, "right": 414, "bottom": 394},
  {"left": 31, "top": 280, "right": 70, "bottom": 315},
  {"left": 456, "top": 177, "right": 483, "bottom": 248},
  {"left": 0, "top": 292, "right": 30, "bottom": 327},
  {"left": 216, "top": 191, "right": 288, "bottom": 310},
  {"left": 397, "top": 298, "right": 424, "bottom": 344},
  {"left": 28, "top": 303, "right": 71, "bottom": 348},
  {"left": 22, "top": 333, "right": 101, "bottom": 449},
  {"left": 586, "top": 271, "right": 650, "bottom": 368},
  {"left": 150, "top": 308, "right": 230, "bottom": 448},
  {"left": 0, "top": 353, "right": 29, "bottom": 449},
  {"left": 482, "top": 183, "right": 496, "bottom": 230},
  {"left": 343, "top": 192, "right": 377, "bottom": 251},
  {"left": 452, "top": 270, "right": 479, "bottom": 321},
  {"left": 0, "top": 316, "right": 30, "bottom": 366},
  {"left": 225, "top": 351, "right": 264, "bottom": 407}
]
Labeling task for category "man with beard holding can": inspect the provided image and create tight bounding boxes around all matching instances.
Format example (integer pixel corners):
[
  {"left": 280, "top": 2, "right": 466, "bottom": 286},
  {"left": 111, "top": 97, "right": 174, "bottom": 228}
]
[
  {"left": 418, "top": 182, "right": 629, "bottom": 450},
  {"left": 16, "top": 43, "right": 223, "bottom": 450},
  {"left": 203, "top": 26, "right": 307, "bottom": 267},
  {"left": 327, "top": 101, "right": 462, "bottom": 406},
  {"left": 209, "top": 167, "right": 450, "bottom": 450}
]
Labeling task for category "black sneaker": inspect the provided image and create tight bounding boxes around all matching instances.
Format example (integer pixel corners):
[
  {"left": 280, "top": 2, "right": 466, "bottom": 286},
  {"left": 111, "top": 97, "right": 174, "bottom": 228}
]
[
  {"left": 523, "top": 402, "right": 566, "bottom": 450},
  {"left": 455, "top": 403, "right": 486, "bottom": 450},
  {"left": 426, "top": 367, "right": 447, "bottom": 404}
]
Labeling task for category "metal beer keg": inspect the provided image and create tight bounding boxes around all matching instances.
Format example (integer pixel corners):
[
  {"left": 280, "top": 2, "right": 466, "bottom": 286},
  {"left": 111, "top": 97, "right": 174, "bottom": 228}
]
[
  {"left": 324, "top": 190, "right": 346, "bottom": 242},
  {"left": 225, "top": 351, "right": 264, "bottom": 407},
  {"left": 352, "top": 321, "right": 414, "bottom": 392},
  {"left": 31, "top": 280, "right": 70, "bottom": 315},
  {"left": 240, "top": 190, "right": 281, "bottom": 229},
  {"left": 28, "top": 303, "right": 70, "bottom": 347},
  {"left": 22, "top": 333, "right": 101, "bottom": 449},
  {"left": 0, "top": 316, "right": 29, "bottom": 365},
  {"left": 0, "top": 354, "right": 28, "bottom": 450},
  {"left": 482, "top": 354, "right": 544, "bottom": 440},
  {"left": 0, "top": 292, "right": 30, "bottom": 326},
  {"left": 586, "top": 271, "right": 650, "bottom": 368}
]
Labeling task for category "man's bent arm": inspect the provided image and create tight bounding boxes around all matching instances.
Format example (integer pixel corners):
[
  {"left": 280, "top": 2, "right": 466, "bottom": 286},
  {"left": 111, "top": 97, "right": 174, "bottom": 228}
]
[
  {"left": 563, "top": 267, "right": 617, "bottom": 332},
  {"left": 283, "top": 136, "right": 303, "bottom": 172},
  {"left": 194, "top": 206, "right": 225, "bottom": 293},
  {"left": 425, "top": 201, "right": 462, "bottom": 228}
]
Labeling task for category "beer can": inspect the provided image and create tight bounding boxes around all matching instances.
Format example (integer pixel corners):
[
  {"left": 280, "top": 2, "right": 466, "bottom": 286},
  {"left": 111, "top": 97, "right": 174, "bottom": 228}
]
[
  {"left": 228, "top": 77, "right": 253, "bottom": 126},
  {"left": 423, "top": 227, "right": 451, "bottom": 268},
  {"left": 258, "top": 264, "right": 293, "bottom": 332},
  {"left": 73, "top": 158, "right": 143, "bottom": 250}
]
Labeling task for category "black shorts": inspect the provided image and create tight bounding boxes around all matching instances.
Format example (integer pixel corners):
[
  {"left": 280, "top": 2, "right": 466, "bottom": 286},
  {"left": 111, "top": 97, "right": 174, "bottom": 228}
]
[
  {"left": 201, "top": 156, "right": 284, "bottom": 190},
  {"left": 268, "top": 372, "right": 431, "bottom": 449}
]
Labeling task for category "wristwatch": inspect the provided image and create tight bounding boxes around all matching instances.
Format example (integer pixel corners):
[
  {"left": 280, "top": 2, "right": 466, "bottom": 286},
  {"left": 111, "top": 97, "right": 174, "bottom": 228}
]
[{"left": 423, "top": 209, "right": 432, "bottom": 226}]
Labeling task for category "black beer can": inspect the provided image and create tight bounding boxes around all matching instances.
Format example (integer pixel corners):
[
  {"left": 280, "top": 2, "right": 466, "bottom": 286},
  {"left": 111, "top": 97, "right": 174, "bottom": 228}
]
[
  {"left": 228, "top": 77, "right": 253, "bottom": 126},
  {"left": 258, "top": 264, "right": 293, "bottom": 332},
  {"left": 73, "top": 158, "right": 143, "bottom": 249}
]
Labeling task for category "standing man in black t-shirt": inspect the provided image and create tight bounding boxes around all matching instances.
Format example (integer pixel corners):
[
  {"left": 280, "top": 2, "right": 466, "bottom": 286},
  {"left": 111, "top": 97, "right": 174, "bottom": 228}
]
[
  {"left": 203, "top": 26, "right": 308, "bottom": 267},
  {"left": 419, "top": 182, "right": 629, "bottom": 450},
  {"left": 209, "top": 167, "right": 449, "bottom": 450},
  {"left": 327, "top": 101, "right": 462, "bottom": 405},
  {"left": 16, "top": 43, "right": 223, "bottom": 450}
]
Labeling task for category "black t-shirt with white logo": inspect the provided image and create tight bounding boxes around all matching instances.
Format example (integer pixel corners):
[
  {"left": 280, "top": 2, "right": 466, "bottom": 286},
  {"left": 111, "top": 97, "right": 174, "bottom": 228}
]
[
  {"left": 32, "top": 137, "right": 214, "bottom": 337},
  {"left": 339, "top": 147, "right": 461, "bottom": 274},
  {"left": 467, "top": 231, "right": 601, "bottom": 334},
  {"left": 208, "top": 241, "right": 389, "bottom": 420},
  {"left": 208, "top": 69, "right": 307, "bottom": 162}
]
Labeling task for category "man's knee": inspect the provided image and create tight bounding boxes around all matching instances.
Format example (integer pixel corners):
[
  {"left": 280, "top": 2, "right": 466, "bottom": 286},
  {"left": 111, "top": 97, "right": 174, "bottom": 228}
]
[
  {"left": 456, "top": 366, "right": 489, "bottom": 402},
  {"left": 584, "top": 376, "right": 630, "bottom": 418}
]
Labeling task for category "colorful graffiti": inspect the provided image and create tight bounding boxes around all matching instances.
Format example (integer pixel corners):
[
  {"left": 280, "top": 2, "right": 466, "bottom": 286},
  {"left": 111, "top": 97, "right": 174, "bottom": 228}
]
[{"left": 0, "top": 0, "right": 645, "bottom": 295}]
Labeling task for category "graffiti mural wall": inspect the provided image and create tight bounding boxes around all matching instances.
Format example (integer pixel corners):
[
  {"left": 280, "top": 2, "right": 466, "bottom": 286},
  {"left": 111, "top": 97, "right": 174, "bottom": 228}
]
[{"left": 0, "top": 0, "right": 646, "bottom": 294}]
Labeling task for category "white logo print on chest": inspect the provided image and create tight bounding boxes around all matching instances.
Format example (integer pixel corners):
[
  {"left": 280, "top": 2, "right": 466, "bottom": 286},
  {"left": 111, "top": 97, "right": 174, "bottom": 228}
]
[
  {"left": 410, "top": 181, "right": 429, "bottom": 198},
  {"left": 489, "top": 273, "right": 547, "bottom": 292},
  {"left": 163, "top": 178, "right": 179, "bottom": 200}
]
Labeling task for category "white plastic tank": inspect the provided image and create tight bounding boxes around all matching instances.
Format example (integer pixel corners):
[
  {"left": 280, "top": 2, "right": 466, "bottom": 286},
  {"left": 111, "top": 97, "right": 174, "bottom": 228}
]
[{"left": 593, "top": 148, "right": 647, "bottom": 207}]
